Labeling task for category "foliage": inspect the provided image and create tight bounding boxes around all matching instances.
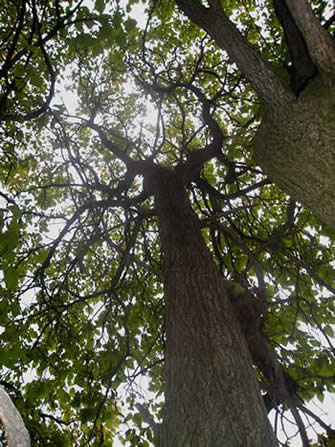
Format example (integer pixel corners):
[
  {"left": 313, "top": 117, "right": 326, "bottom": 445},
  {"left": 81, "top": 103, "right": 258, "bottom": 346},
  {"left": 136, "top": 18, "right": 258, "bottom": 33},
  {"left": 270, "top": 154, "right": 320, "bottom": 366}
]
[{"left": 0, "top": 0, "right": 334, "bottom": 445}]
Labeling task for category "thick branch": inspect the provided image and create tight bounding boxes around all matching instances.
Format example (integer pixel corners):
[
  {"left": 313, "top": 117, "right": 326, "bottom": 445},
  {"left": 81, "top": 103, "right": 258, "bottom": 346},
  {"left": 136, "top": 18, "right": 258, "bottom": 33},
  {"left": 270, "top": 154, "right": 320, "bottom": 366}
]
[
  {"left": 285, "top": 0, "right": 335, "bottom": 74},
  {"left": 273, "top": 0, "right": 317, "bottom": 94},
  {"left": 175, "top": 0, "right": 294, "bottom": 108}
]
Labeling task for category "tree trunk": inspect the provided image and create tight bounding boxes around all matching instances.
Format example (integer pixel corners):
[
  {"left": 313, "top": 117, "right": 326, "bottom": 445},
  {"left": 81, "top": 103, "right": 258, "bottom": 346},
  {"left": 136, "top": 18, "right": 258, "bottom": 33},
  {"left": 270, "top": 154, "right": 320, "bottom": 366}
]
[
  {"left": 255, "top": 74, "right": 335, "bottom": 228},
  {"left": 150, "top": 170, "right": 277, "bottom": 447}
]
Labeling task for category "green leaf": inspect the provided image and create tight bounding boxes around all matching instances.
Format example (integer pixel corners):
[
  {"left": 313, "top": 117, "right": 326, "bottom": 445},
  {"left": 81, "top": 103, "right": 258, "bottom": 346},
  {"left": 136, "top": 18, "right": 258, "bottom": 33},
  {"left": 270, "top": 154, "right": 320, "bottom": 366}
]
[
  {"left": 324, "top": 325, "right": 334, "bottom": 337},
  {"left": 124, "top": 17, "right": 137, "bottom": 32},
  {"left": 4, "top": 266, "right": 19, "bottom": 291},
  {"left": 95, "top": 0, "right": 105, "bottom": 13},
  {"left": 80, "top": 407, "right": 97, "bottom": 424}
]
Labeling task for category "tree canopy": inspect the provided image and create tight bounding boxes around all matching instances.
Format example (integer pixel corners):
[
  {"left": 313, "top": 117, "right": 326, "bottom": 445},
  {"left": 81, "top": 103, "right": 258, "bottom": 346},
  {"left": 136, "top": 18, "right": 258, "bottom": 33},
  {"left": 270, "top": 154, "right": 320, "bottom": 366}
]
[{"left": 0, "top": 0, "right": 335, "bottom": 446}]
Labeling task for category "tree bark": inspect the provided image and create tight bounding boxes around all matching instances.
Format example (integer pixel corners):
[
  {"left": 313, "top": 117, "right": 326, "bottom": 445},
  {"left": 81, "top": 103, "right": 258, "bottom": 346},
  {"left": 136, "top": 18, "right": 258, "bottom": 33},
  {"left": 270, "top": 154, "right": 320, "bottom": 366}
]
[
  {"left": 149, "top": 170, "right": 277, "bottom": 447},
  {"left": 255, "top": 75, "right": 335, "bottom": 228}
]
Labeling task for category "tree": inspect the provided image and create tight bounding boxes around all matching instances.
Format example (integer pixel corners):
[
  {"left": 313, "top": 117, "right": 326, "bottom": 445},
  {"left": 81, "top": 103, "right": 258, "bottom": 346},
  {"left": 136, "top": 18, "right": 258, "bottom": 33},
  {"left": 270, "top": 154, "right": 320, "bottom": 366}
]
[
  {"left": 0, "top": 0, "right": 334, "bottom": 446},
  {"left": 175, "top": 0, "right": 335, "bottom": 228}
]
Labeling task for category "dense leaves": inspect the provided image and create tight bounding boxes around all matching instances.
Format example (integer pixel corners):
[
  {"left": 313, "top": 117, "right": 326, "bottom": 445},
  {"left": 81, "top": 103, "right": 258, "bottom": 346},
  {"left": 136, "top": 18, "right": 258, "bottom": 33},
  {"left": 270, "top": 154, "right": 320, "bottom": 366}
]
[{"left": 0, "top": 0, "right": 334, "bottom": 445}]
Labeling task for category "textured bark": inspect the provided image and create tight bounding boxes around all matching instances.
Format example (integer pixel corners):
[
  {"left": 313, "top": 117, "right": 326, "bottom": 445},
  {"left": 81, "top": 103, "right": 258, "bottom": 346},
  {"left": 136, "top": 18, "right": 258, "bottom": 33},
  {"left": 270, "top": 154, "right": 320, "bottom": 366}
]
[
  {"left": 255, "top": 75, "right": 335, "bottom": 228},
  {"left": 148, "top": 171, "right": 277, "bottom": 447}
]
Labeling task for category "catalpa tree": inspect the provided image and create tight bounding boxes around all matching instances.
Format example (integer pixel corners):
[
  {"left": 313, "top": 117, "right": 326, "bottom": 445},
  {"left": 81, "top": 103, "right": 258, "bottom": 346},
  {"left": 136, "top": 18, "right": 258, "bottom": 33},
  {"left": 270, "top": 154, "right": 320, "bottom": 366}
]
[{"left": 0, "top": 0, "right": 334, "bottom": 446}]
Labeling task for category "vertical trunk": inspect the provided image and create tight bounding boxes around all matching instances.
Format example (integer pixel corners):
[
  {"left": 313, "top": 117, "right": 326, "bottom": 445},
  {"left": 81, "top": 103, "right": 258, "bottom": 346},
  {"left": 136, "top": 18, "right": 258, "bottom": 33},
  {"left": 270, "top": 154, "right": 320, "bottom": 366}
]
[{"left": 152, "top": 171, "right": 277, "bottom": 447}]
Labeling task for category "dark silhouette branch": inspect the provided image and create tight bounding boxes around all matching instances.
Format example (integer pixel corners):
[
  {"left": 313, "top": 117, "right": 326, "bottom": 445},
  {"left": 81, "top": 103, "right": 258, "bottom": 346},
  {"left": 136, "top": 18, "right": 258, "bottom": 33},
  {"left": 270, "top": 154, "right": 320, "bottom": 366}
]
[{"left": 0, "top": 0, "right": 97, "bottom": 122}]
